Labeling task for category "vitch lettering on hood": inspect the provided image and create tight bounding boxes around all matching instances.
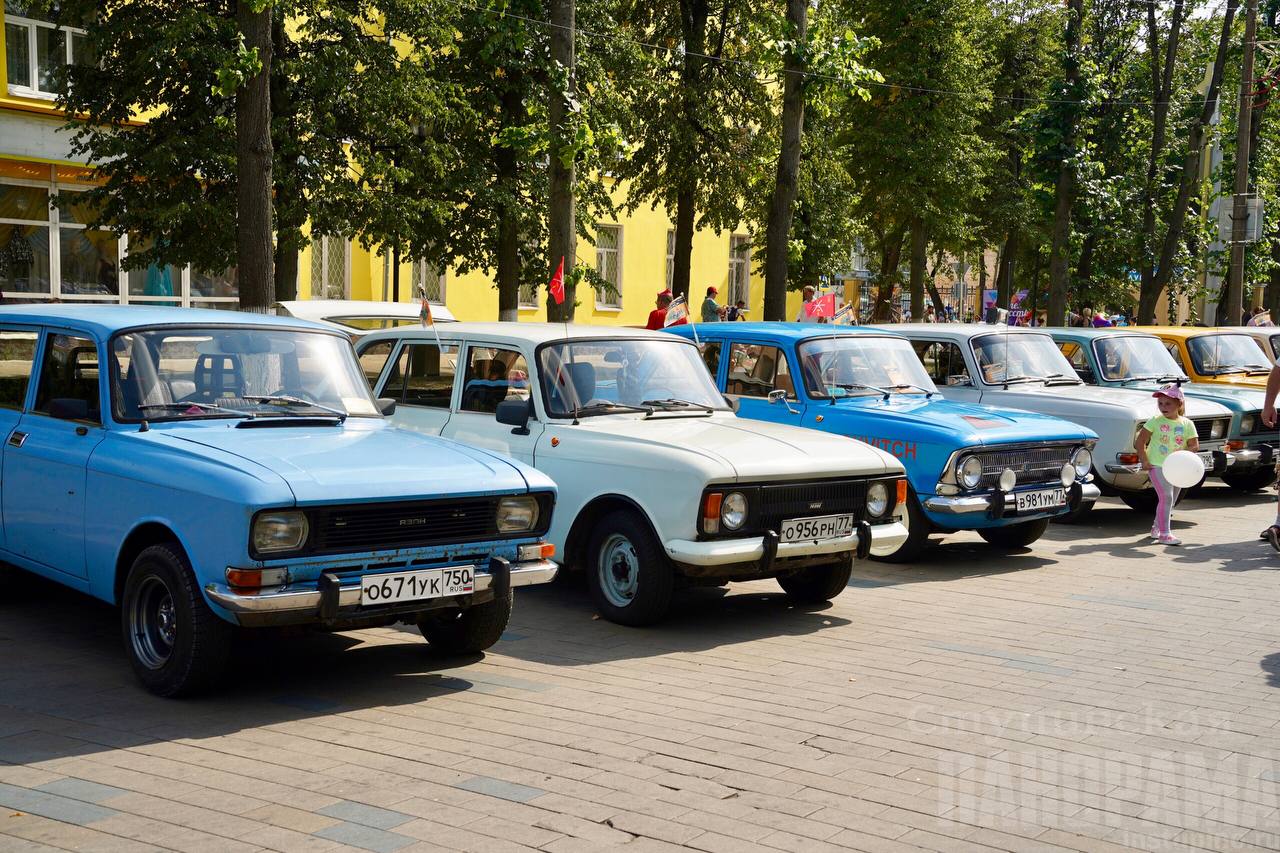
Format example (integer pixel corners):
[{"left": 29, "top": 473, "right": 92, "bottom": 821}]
[{"left": 851, "top": 435, "right": 918, "bottom": 461}]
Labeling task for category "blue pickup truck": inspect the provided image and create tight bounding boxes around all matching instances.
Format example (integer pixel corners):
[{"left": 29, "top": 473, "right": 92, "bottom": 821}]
[
  {"left": 668, "top": 323, "right": 1098, "bottom": 560},
  {"left": 0, "top": 306, "right": 557, "bottom": 696}
]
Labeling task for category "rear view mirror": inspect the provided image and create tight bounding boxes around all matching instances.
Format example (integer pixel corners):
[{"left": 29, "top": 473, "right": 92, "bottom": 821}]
[
  {"left": 767, "top": 389, "right": 788, "bottom": 404},
  {"left": 723, "top": 394, "right": 740, "bottom": 413},
  {"left": 496, "top": 397, "right": 533, "bottom": 434},
  {"left": 377, "top": 397, "right": 397, "bottom": 416},
  {"left": 946, "top": 375, "right": 972, "bottom": 387}
]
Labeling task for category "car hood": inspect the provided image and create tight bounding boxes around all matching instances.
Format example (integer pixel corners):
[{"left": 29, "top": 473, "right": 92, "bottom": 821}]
[
  {"left": 828, "top": 395, "right": 1096, "bottom": 446},
  {"left": 154, "top": 420, "right": 540, "bottom": 504},
  {"left": 1100, "top": 380, "right": 1264, "bottom": 411},
  {"left": 984, "top": 382, "right": 1229, "bottom": 418},
  {"left": 570, "top": 413, "right": 901, "bottom": 480}
]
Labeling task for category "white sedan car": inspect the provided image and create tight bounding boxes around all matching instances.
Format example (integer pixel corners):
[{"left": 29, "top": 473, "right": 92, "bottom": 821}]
[
  {"left": 357, "top": 324, "right": 908, "bottom": 625},
  {"left": 275, "top": 300, "right": 456, "bottom": 339}
]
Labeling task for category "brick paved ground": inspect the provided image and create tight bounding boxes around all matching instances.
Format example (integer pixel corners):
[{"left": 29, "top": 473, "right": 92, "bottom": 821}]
[{"left": 2, "top": 484, "right": 1279, "bottom": 852}]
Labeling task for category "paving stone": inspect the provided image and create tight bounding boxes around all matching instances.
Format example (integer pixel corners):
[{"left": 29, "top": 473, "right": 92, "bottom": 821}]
[
  {"left": 314, "top": 820, "right": 416, "bottom": 852},
  {"left": 454, "top": 776, "right": 547, "bottom": 804},
  {"left": 316, "top": 799, "right": 415, "bottom": 830}
]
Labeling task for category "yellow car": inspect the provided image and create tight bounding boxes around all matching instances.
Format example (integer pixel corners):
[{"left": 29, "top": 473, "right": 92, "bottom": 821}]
[{"left": 1140, "top": 326, "right": 1273, "bottom": 388}]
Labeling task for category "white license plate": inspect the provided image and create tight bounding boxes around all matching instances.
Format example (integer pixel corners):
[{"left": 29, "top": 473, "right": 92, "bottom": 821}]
[
  {"left": 780, "top": 513, "right": 855, "bottom": 543},
  {"left": 360, "top": 566, "right": 474, "bottom": 606},
  {"left": 1198, "top": 451, "right": 1215, "bottom": 468},
  {"left": 1015, "top": 488, "right": 1067, "bottom": 513}
]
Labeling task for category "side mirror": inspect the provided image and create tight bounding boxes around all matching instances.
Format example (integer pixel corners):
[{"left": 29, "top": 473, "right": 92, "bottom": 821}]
[
  {"left": 767, "top": 389, "right": 788, "bottom": 405},
  {"left": 496, "top": 397, "right": 533, "bottom": 434},
  {"left": 945, "top": 375, "right": 972, "bottom": 387},
  {"left": 377, "top": 397, "right": 397, "bottom": 416}
]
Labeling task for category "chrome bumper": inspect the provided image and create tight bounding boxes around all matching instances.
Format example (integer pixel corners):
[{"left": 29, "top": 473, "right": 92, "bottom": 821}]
[
  {"left": 666, "top": 521, "right": 908, "bottom": 567},
  {"left": 924, "top": 483, "right": 1100, "bottom": 515},
  {"left": 1106, "top": 450, "right": 1239, "bottom": 476},
  {"left": 205, "top": 559, "right": 558, "bottom": 619}
]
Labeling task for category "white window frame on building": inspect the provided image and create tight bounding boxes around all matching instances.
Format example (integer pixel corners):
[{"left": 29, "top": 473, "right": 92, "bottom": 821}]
[
  {"left": 595, "top": 224, "right": 622, "bottom": 310},
  {"left": 728, "top": 234, "right": 750, "bottom": 308},
  {"left": 412, "top": 259, "right": 446, "bottom": 304},
  {"left": 665, "top": 229, "right": 675, "bottom": 291},
  {"left": 310, "top": 234, "right": 350, "bottom": 300},
  {"left": 5, "top": 6, "right": 88, "bottom": 100},
  {"left": 0, "top": 177, "right": 239, "bottom": 308}
]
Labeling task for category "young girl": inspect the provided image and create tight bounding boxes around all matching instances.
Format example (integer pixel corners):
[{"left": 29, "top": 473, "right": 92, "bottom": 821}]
[{"left": 1136, "top": 385, "right": 1199, "bottom": 545}]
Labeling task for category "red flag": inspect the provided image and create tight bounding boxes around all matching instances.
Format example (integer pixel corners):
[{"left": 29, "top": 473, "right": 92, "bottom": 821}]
[
  {"left": 419, "top": 295, "right": 433, "bottom": 327},
  {"left": 548, "top": 257, "right": 565, "bottom": 305},
  {"left": 805, "top": 292, "right": 837, "bottom": 319}
]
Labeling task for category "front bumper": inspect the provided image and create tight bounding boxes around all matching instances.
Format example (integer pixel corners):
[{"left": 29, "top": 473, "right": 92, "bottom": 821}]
[
  {"left": 204, "top": 558, "right": 558, "bottom": 627},
  {"left": 665, "top": 521, "right": 908, "bottom": 569},
  {"left": 924, "top": 483, "right": 1101, "bottom": 517},
  {"left": 1106, "top": 448, "right": 1237, "bottom": 478}
]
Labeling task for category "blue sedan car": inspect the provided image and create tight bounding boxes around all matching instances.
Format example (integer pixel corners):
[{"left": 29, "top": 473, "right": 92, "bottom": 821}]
[
  {"left": 668, "top": 323, "right": 1099, "bottom": 560},
  {"left": 0, "top": 306, "right": 557, "bottom": 696}
]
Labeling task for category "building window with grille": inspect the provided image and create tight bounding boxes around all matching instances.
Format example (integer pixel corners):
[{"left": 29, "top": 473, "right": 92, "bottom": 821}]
[
  {"left": 728, "top": 235, "right": 750, "bottom": 308},
  {"left": 665, "top": 229, "right": 674, "bottom": 291},
  {"left": 5, "top": 3, "right": 89, "bottom": 99},
  {"left": 413, "top": 260, "right": 446, "bottom": 304},
  {"left": 596, "top": 225, "right": 622, "bottom": 309},
  {"left": 310, "top": 235, "right": 349, "bottom": 300}
]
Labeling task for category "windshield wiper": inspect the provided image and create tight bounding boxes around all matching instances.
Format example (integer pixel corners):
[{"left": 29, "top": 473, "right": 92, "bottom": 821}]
[
  {"left": 1001, "top": 376, "right": 1038, "bottom": 386},
  {"left": 571, "top": 401, "right": 654, "bottom": 418},
  {"left": 885, "top": 383, "right": 936, "bottom": 398},
  {"left": 1207, "top": 367, "right": 1247, "bottom": 375},
  {"left": 828, "top": 382, "right": 892, "bottom": 401},
  {"left": 641, "top": 397, "right": 716, "bottom": 413},
  {"left": 137, "top": 401, "right": 253, "bottom": 419},
  {"left": 242, "top": 394, "right": 347, "bottom": 421},
  {"left": 1042, "top": 372, "right": 1081, "bottom": 386}
]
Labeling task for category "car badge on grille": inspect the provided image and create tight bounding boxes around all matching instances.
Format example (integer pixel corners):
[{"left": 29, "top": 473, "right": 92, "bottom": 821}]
[
  {"left": 808, "top": 501, "right": 823, "bottom": 510},
  {"left": 398, "top": 517, "right": 429, "bottom": 527},
  {"left": 1022, "top": 462, "right": 1032, "bottom": 473}
]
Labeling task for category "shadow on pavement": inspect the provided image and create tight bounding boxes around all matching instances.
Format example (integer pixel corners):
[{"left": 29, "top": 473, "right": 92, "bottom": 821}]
[{"left": 1261, "top": 652, "right": 1280, "bottom": 688}]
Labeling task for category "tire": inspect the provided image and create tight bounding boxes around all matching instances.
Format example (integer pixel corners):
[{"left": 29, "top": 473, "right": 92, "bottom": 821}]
[
  {"left": 1222, "top": 468, "right": 1278, "bottom": 492},
  {"left": 977, "top": 517, "right": 1050, "bottom": 549},
  {"left": 874, "top": 488, "right": 933, "bottom": 564},
  {"left": 1053, "top": 499, "right": 1095, "bottom": 524},
  {"left": 121, "top": 542, "right": 234, "bottom": 697},
  {"left": 587, "top": 510, "right": 674, "bottom": 626},
  {"left": 419, "top": 589, "right": 512, "bottom": 654},
  {"left": 1119, "top": 489, "right": 1184, "bottom": 512},
  {"left": 776, "top": 559, "right": 853, "bottom": 603}
]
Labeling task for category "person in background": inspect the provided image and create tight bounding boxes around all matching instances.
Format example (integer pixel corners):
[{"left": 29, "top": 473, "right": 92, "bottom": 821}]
[
  {"left": 646, "top": 290, "right": 672, "bottom": 330},
  {"left": 1260, "top": 359, "right": 1280, "bottom": 551},
  {"left": 1248, "top": 306, "right": 1274, "bottom": 327},
  {"left": 701, "top": 286, "right": 724, "bottom": 322},
  {"left": 1092, "top": 310, "right": 1113, "bottom": 328},
  {"left": 726, "top": 299, "right": 747, "bottom": 321},
  {"left": 1136, "top": 384, "right": 1199, "bottom": 546},
  {"left": 795, "top": 285, "right": 816, "bottom": 322},
  {"left": 924, "top": 305, "right": 936, "bottom": 323}
]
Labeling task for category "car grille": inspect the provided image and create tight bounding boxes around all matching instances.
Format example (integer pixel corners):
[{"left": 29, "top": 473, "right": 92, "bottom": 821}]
[
  {"left": 303, "top": 495, "right": 545, "bottom": 557},
  {"left": 757, "top": 478, "right": 870, "bottom": 529},
  {"left": 975, "top": 444, "right": 1075, "bottom": 488},
  {"left": 1192, "top": 417, "right": 1226, "bottom": 442}
]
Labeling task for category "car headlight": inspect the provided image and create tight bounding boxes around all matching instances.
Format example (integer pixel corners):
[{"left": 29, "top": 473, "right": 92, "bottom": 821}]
[
  {"left": 1211, "top": 419, "right": 1226, "bottom": 439},
  {"left": 1071, "top": 446, "right": 1092, "bottom": 478},
  {"left": 252, "top": 510, "right": 309, "bottom": 554},
  {"left": 1242, "top": 414, "right": 1257, "bottom": 435},
  {"left": 866, "top": 482, "right": 889, "bottom": 518},
  {"left": 496, "top": 495, "right": 539, "bottom": 532},
  {"left": 958, "top": 455, "right": 984, "bottom": 490},
  {"left": 721, "top": 492, "right": 748, "bottom": 530}
]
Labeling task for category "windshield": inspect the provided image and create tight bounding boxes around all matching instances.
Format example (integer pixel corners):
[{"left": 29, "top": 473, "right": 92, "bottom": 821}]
[
  {"left": 1186, "top": 334, "right": 1272, "bottom": 375},
  {"left": 327, "top": 317, "right": 424, "bottom": 332},
  {"left": 110, "top": 327, "right": 379, "bottom": 422},
  {"left": 538, "top": 338, "right": 728, "bottom": 418},
  {"left": 1094, "top": 336, "right": 1187, "bottom": 382},
  {"left": 972, "top": 333, "right": 1078, "bottom": 384},
  {"left": 797, "top": 336, "right": 937, "bottom": 398}
]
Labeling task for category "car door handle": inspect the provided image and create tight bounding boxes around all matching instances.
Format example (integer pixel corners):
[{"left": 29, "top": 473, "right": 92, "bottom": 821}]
[{"left": 7, "top": 431, "right": 27, "bottom": 448}]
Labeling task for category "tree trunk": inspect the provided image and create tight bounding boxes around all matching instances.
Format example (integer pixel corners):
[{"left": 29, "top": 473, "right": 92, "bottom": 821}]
[
  {"left": 763, "top": 0, "right": 807, "bottom": 322},
  {"left": 545, "top": 0, "right": 576, "bottom": 322},
  {"left": 671, "top": 187, "right": 696, "bottom": 301},
  {"left": 1223, "top": 0, "right": 1259, "bottom": 327},
  {"left": 1138, "top": 0, "right": 1184, "bottom": 300},
  {"left": 235, "top": 0, "right": 274, "bottom": 312},
  {"left": 1047, "top": 0, "right": 1084, "bottom": 328},
  {"left": 873, "top": 229, "right": 905, "bottom": 321},
  {"left": 997, "top": 230, "right": 1018, "bottom": 308},
  {"left": 269, "top": 11, "right": 297, "bottom": 303},
  {"left": 977, "top": 252, "right": 987, "bottom": 320},
  {"left": 1142, "top": 0, "right": 1238, "bottom": 323},
  {"left": 908, "top": 218, "right": 926, "bottom": 320},
  {"left": 274, "top": 244, "right": 298, "bottom": 302},
  {"left": 496, "top": 85, "right": 524, "bottom": 321}
]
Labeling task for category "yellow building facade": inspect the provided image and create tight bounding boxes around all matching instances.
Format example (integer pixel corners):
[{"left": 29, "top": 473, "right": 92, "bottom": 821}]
[{"left": 1, "top": 5, "right": 805, "bottom": 325}]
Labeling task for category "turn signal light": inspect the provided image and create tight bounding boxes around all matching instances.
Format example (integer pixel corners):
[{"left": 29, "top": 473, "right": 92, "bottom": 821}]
[
  {"left": 518, "top": 542, "right": 557, "bottom": 561},
  {"left": 225, "top": 567, "right": 287, "bottom": 591},
  {"left": 895, "top": 478, "right": 908, "bottom": 505},
  {"left": 1116, "top": 453, "right": 1140, "bottom": 465},
  {"left": 703, "top": 492, "right": 723, "bottom": 534},
  {"left": 1226, "top": 440, "right": 1246, "bottom": 451}
]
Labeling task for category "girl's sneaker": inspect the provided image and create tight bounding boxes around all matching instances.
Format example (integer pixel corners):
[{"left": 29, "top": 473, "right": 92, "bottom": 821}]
[
  {"left": 1158, "top": 534, "right": 1182, "bottom": 546},
  {"left": 1149, "top": 527, "right": 1159, "bottom": 540}
]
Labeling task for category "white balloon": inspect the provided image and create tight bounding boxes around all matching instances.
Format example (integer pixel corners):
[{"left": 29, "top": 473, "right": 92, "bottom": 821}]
[{"left": 1162, "top": 449, "right": 1205, "bottom": 489}]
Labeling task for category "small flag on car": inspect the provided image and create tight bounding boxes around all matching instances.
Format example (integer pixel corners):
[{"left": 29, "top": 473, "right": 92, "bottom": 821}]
[
  {"left": 805, "top": 292, "right": 837, "bottom": 320},
  {"left": 664, "top": 294, "right": 690, "bottom": 327},
  {"left": 420, "top": 294, "right": 433, "bottom": 327},
  {"left": 832, "top": 304, "right": 855, "bottom": 325},
  {"left": 548, "top": 256, "right": 565, "bottom": 305}
]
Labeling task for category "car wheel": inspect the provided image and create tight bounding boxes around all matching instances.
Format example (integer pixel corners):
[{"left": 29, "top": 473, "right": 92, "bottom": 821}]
[
  {"left": 776, "top": 559, "right": 853, "bottom": 603},
  {"left": 1222, "top": 468, "right": 1278, "bottom": 492},
  {"left": 587, "top": 510, "right": 674, "bottom": 626},
  {"left": 874, "top": 488, "right": 932, "bottom": 564},
  {"left": 419, "top": 589, "right": 512, "bottom": 655},
  {"left": 121, "top": 542, "right": 234, "bottom": 697},
  {"left": 977, "top": 517, "right": 1050, "bottom": 549}
]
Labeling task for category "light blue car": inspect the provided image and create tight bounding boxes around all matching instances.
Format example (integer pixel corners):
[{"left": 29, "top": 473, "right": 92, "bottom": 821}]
[
  {"left": 0, "top": 306, "right": 557, "bottom": 696},
  {"left": 668, "top": 323, "right": 1099, "bottom": 560}
]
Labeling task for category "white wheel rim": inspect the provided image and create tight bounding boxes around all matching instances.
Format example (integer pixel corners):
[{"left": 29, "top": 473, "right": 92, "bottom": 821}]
[{"left": 598, "top": 533, "right": 640, "bottom": 608}]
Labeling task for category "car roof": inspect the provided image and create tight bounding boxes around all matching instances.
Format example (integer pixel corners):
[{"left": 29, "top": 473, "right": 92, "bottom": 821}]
[
  {"left": 276, "top": 299, "right": 457, "bottom": 322},
  {"left": 361, "top": 321, "right": 686, "bottom": 346},
  {"left": 870, "top": 323, "right": 1050, "bottom": 340},
  {"left": 670, "top": 322, "right": 904, "bottom": 341},
  {"left": 1049, "top": 327, "right": 1156, "bottom": 339},
  {"left": 1137, "top": 325, "right": 1256, "bottom": 338},
  {"left": 0, "top": 304, "right": 329, "bottom": 338}
]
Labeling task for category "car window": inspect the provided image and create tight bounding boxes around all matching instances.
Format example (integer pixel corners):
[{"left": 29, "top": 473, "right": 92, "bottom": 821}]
[
  {"left": 33, "top": 333, "right": 100, "bottom": 423},
  {"left": 460, "top": 346, "right": 529, "bottom": 414},
  {"left": 0, "top": 329, "right": 38, "bottom": 410},
  {"left": 726, "top": 343, "right": 794, "bottom": 398},
  {"left": 912, "top": 341, "right": 969, "bottom": 386},
  {"left": 381, "top": 342, "right": 458, "bottom": 409},
  {"left": 698, "top": 341, "right": 722, "bottom": 381},
  {"left": 359, "top": 340, "right": 395, "bottom": 387},
  {"left": 1165, "top": 342, "right": 1186, "bottom": 372}
]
